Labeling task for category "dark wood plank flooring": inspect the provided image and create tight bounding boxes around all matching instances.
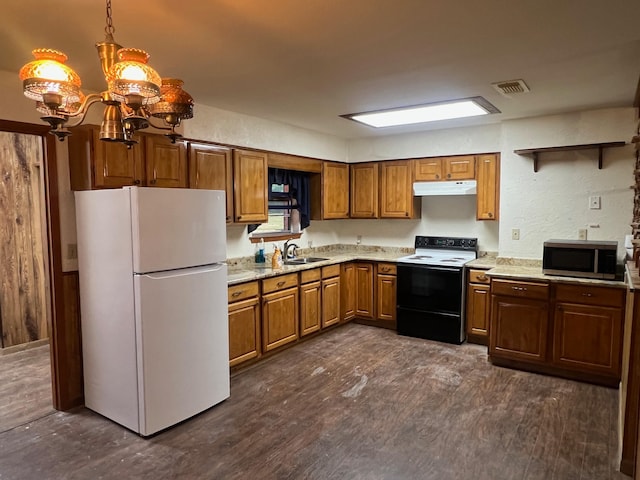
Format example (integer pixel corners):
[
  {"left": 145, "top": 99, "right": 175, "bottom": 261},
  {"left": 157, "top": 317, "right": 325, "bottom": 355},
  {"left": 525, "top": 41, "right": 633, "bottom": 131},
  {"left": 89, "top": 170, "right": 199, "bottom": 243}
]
[
  {"left": 0, "top": 324, "right": 628, "bottom": 479},
  {"left": 0, "top": 344, "right": 53, "bottom": 433}
]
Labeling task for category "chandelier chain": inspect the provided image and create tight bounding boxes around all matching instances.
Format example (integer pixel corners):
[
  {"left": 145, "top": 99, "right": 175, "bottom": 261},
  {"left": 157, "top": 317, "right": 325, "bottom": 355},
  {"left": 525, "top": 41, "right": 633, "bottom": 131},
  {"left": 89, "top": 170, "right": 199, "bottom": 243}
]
[{"left": 105, "top": 0, "right": 115, "bottom": 36}]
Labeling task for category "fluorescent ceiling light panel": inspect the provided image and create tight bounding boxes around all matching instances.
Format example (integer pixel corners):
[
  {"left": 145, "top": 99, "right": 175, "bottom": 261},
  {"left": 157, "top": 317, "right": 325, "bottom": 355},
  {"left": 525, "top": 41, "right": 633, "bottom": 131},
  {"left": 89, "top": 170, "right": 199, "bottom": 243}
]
[{"left": 343, "top": 97, "right": 499, "bottom": 128}]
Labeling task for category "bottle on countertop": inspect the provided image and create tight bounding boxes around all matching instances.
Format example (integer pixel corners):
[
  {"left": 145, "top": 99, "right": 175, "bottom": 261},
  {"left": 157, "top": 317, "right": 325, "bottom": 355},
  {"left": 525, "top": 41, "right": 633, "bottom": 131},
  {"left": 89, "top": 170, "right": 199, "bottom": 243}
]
[
  {"left": 272, "top": 244, "right": 283, "bottom": 269},
  {"left": 255, "top": 238, "right": 265, "bottom": 264}
]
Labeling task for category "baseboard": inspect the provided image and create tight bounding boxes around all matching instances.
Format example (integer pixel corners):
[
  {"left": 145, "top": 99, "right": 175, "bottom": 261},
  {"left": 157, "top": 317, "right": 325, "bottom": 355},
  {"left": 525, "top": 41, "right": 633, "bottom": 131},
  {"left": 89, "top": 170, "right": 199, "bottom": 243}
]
[{"left": 0, "top": 338, "right": 49, "bottom": 356}]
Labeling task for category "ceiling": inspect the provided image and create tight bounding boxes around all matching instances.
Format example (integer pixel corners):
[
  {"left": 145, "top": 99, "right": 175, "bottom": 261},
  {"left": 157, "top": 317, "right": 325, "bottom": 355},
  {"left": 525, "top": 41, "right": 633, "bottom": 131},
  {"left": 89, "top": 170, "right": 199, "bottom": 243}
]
[{"left": 3, "top": 0, "right": 640, "bottom": 139}]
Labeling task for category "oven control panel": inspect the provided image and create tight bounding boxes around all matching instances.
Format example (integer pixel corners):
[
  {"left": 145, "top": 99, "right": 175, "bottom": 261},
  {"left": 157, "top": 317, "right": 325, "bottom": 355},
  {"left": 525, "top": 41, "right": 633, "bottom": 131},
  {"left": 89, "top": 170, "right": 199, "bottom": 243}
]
[{"left": 414, "top": 236, "right": 477, "bottom": 251}]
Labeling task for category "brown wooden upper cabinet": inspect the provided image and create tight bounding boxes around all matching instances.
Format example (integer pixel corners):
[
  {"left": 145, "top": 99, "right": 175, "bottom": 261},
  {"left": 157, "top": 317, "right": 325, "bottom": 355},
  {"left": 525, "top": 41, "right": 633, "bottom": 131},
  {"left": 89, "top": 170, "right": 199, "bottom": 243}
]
[
  {"left": 379, "top": 160, "right": 421, "bottom": 219},
  {"left": 68, "top": 126, "right": 188, "bottom": 190},
  {"left": 414, "top": 155, "right": 475, "bottom": 181},
  {"left": 233, "top": 149, "right": 268, "bottom": 224},
  {"left": 476, "top": 154, "right": 500, "bottom": 221},
  {"left": 311, "top": 162, "right": 349, "bottom": 219},
  {"left": 68, "top": 125, "right": 145, "bottom": 190},
  {"left": 144, "top": 134, "right": 188, "bottom": 188},
  {"left": 188, "top": 142, "right": 234, "bottom": 223},
  {"left": 350, "top": 162, "right": 379, "bottom": 218}
]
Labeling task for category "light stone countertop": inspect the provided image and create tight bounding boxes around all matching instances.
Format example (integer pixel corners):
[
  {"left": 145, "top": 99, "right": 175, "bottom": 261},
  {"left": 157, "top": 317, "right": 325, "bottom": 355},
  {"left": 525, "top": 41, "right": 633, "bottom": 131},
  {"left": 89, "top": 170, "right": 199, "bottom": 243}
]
[{"left": 485, "top": 264, "right": 627, "bottom": 289}]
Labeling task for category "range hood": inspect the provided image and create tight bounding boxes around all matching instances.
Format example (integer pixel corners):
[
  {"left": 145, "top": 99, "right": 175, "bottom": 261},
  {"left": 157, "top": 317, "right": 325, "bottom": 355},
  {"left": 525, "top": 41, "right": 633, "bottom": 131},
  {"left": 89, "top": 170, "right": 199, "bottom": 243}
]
[{"left": 413, "top": 180, "right": 477, "bottom": 196}]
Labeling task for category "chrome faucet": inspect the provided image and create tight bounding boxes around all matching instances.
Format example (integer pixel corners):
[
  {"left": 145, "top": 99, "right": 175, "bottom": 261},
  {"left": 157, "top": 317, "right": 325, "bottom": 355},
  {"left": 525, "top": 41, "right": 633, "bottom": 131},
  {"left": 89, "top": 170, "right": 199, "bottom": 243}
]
[{"left": 284, "top": 240, "right": 299, "bottom": 260}]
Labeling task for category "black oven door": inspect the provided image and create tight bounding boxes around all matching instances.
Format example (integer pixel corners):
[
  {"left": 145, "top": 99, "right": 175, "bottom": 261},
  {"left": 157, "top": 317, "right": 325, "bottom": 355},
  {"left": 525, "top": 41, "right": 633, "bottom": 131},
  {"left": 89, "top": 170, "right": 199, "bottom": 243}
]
[{"left": 396, "top": 264, "right": 465, "bottom": 344}]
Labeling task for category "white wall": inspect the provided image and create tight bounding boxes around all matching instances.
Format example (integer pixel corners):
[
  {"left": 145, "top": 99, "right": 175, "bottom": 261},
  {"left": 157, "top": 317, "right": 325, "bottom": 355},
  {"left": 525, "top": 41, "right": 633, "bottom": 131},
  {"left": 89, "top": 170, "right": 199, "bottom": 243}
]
[{"left": 1, "top": 68, "right": 636, "bottom": 264}]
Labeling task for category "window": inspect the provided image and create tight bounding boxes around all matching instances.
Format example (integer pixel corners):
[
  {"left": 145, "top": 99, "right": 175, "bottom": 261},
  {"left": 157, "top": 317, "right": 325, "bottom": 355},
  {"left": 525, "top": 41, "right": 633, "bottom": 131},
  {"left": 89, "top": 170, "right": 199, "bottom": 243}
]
[{"left": 252, "top": 184, "right": 300, "bottom": 235}]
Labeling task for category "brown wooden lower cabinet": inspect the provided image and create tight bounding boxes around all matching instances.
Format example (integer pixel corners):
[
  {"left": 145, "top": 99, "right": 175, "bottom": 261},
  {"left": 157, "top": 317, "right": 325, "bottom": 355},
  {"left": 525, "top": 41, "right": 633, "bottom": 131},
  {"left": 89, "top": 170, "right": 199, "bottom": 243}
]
[
  {"left": 300, "top": 273, "right": 322, "bottom": 336},
  {"left": 466, "top": 269, "right": 491, "bottom": 344},
  {"left": 355, "top": 263, "right": 375, "bottom": 319},
  {"left": 322, "top": 276, "right": 341, "bottom": 328},
  {"left": 375, "top": 263, "right": 396, "bottom": 323},
  {"left": 489, "top": 278, "right": 626, "bottom": 386},
  {"left": 340, "top": 263, "right": 356, "bottom": 322},
  {"left": 262, "top": 273, "right": 300, "bottom": 352},
  {"left": 228, "top": 281, "right": 261, "bottom": 367}
]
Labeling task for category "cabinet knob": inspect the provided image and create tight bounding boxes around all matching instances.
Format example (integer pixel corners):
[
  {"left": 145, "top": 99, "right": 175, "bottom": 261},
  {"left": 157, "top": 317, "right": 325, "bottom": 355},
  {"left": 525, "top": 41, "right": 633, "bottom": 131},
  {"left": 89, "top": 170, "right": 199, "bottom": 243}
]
[
  {"left": 133, "top": 179, "right": 141, "bottom": 185},
  {"left": 435, "top": 174, "right": 440, "bottom": 179},
  {"left": 150, "top": 179, "right": 156, "bottom": 185},
  {"left": 277, "top": 281, "right": 286, "bottom": 287},
  {"left": 581, "top": 292, "right": 593, "bottom": 297},
  {"left": 231, "top": 291, "right": 243, "bottom": 298},
  {"left": 488, "top": 212, "right": 493, "bottom": 218},
  {"left": 512, "top": 286, "right": 527, "bottom": 292},
  {"left": 237, "top": 215, "right": 242, "bottom": 221},
  {"left": 447, "top": 174, "right": 451, "bottom": 178},
  {"left": 226, "top": 216, "right": 231, "bottom": 222},
  {"left": 478, "top": 275, "right": 488, "bottom": 281},
  {"left": 405, "top": 212, "right": 409, "bottom": 217}
]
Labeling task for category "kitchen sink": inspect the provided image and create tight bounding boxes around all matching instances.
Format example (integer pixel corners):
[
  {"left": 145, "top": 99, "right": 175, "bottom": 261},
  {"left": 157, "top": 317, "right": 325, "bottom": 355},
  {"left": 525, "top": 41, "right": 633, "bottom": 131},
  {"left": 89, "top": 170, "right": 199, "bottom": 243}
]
[{"left": 284, "top": 257, "right": 329, "bottom": 265}]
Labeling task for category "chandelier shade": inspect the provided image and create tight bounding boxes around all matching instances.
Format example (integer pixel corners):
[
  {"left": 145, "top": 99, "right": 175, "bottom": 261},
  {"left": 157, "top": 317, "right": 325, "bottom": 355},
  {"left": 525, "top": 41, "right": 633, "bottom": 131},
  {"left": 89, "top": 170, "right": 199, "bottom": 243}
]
[
  {"left": 19, "top": 49, "right": 82, "bottom": 104},
  {"left": 148, "top": 78, "right": 194, "bottom": 121},
  {"left": 107, "top": 48, "right": 161, "bottom": 105}
]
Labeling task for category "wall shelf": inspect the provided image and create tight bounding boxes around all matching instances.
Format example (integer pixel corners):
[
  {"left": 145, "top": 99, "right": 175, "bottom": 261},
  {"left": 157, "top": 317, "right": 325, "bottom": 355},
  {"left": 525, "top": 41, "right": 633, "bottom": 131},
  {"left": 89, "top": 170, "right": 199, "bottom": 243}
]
[{"left": 514, "top": 142, "right": 626, "bottom": 172}]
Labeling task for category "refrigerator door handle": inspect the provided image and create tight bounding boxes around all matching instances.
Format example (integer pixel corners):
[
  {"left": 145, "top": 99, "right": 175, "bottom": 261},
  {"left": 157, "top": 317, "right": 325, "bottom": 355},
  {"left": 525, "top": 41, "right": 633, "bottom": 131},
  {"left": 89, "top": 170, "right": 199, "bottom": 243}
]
[{"left": 139, "top": 264, "right": 226, "bottom": 279}]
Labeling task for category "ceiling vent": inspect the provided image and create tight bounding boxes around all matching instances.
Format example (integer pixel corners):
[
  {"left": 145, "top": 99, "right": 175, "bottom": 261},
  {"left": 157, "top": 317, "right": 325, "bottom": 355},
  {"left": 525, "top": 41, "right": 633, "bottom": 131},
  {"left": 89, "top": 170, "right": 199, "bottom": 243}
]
[{"left": 492, "top": 79, "right": 530, "bottom": 96}]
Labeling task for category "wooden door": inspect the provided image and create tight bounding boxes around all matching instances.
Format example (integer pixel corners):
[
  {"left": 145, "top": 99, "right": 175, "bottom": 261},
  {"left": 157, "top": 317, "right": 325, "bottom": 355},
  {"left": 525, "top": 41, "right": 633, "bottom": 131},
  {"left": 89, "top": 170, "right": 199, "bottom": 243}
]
[
  {"left": 476, "top": 154, "right": 500, "bottom": 220},
  {"left": 466, "top": 284, "right": 490, "bottom": 342},
  {"left": 262, "top": 287, "right": 299, "bottom": 352},
  {"left": 0, "top": 132, "right": 49, "bottom": 347},
  {"left": 443, "top": 155, "right": 475, "bottom": 180},
  {"left": 322, "top": 162, "right": 349, "bottom": 219},
  {"left": 414, "top": 158, "right": 443, "bottom": 181},
  {"left": 553, "top": 303, "right": 623, "bottom": 378},
  {"left": 145, "top": 134, "right": 188, "bottom": 188},
  {"left": 350, "top": 163, "right": 378, "bottom": 218},
  {"left": 322, "top": 277, "right": 341, "bottom": 328},
  {"left": 188, "top": 143, "right": 234, "bottom": 223},
  {"left": 379, "top": 160, "right": 416, "bottom": 218},
  {"left": 300, "top": 280, "right": 322, "bottom": 336},
  {"left": 233, "top": 149, "right": 268, "bottom": 223},
  {"left": 490, "top": 295, "right": 549, "bottom": 364},
  {"left": 376, "top": 273, "right": 396, "bottom": 322},
  {"left": 355, "top": 263, "right": 374, "bottom": 319},
  {"left": 228, "top": 297, "right": 261, "bottom": 367},
  {"left": 341, "top": 263, "right": 356, "bottom": 322}
]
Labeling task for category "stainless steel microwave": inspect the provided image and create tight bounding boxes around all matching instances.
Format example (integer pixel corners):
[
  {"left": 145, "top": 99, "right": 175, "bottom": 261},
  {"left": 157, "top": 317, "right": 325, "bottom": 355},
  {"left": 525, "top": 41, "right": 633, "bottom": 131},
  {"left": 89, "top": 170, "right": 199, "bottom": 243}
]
[{"left": 542, "top": 239, "right": 618, "bottom": 280}]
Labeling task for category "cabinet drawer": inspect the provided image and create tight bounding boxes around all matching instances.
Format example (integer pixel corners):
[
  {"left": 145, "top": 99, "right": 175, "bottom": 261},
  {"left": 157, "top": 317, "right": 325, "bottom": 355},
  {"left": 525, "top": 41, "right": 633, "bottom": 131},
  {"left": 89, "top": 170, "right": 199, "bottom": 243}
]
[
  {"left": 377, "top": 263, "right": 397, "bottom": 275},
  {"left": 555, "top": 284, "right": 625, "bottom": 308},
  {"left": 322, "top": 264, "right": 341, "bottom": 279},
  {"left": 228, "top": 281, "right": 259, "bottom": 303},
  {"left": 262, "top": 273, "right": 299, "bottom": 294},
  {"left": 469, "top": 269, "right": 490, "bottom": 284},
  {"left": 491, "top": 279, "right": 549, "bottom": 301},
  {"left": 300, "top": 268, "right": 321, "bottom": 284}
]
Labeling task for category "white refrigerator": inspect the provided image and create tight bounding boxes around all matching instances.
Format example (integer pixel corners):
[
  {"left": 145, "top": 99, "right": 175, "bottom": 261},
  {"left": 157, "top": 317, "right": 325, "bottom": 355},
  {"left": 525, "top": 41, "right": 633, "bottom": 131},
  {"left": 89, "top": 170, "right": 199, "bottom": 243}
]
[{"left": 75, "top": 187, "right": 230, "bottom": 436}]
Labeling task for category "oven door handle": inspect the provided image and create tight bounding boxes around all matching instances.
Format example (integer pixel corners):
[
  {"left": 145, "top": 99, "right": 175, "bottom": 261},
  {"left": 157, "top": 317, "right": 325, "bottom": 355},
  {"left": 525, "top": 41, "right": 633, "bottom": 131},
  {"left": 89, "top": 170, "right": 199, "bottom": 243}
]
[{"left": 404, "top": 265, "right": 462, "bottom": 273}]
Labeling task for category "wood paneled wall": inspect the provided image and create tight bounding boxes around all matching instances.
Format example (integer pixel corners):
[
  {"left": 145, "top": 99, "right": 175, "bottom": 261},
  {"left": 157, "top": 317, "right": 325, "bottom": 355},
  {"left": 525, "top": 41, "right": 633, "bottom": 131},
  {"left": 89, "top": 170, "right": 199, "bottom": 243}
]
[{"left": 0, "top": 132, "right": 48, "bottom": 347}]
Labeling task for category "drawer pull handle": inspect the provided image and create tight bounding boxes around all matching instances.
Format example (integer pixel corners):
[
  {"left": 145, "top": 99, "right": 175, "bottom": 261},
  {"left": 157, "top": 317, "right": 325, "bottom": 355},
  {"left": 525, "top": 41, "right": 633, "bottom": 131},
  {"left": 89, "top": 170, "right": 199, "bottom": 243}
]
[
  {"left": 382, "top": 267, "right": 390, "bottom": 272},
  {"left": 581, "top": 293, "right": 593, "bottom": 297},
  {"left": 512, "top": 286, "right": 527, "bottom": 291},
  {"left": 231, "top": 291, "right": 243, "bottom": 298},
  {"left": 277, "top": 281, "right": 286, "bottom": 287},
  {"left": 478, "top": 275, "right": 488, "bottom": 281}
]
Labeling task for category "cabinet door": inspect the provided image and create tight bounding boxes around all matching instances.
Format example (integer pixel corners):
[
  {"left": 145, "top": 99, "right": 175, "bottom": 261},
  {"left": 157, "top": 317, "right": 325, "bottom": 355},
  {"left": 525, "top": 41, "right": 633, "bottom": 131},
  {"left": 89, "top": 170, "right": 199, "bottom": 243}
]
[
  {"left": 379, "top": 160, "right": 418, "bottom": 218},
  {"left": 322, "top": 162, "right": 350, "bottom": 219},
  {"left": 443, "top": 155, "right": 475, "bottom": 180},
  {"left": 322, "top": 277, "right": 341, "bottom": 328},
  {"left": 376, "top": 273, "right": 396, "bottom": 322},
  {"left": 476, "top": 154, "right": 500, "bottom": 220},
  {"left": 233, "top": 149, "right": 268, "bottom": 223},
  {"left": 300, "top": 281, "right": 322, "bottom": 336},
  {"left": 228, "top": 297, "right": 261, "bottom": 367},
  {"left": 490, "top": 295, "right": 549, "bottom": 364},
  {"left": 350, "top": 163, "right": 379, "bottom": 218},
  {"left": 262, "top": 286, "right": 299, "bottom": 352},
  {"left": 145, "top": 135, "right": 188, "bottom": 188},
  {"left": 553, "top": 303, "right": 623, "bottom": 378},
  {"left": 341, "top": 263, "right": 356, "bottom": 322},
  {"left": 188, "top": 143, "right": 234, "bottom": 223},
  {"left": 414, "top": 158, "right": 443, "bottom": 181},
  {"left": 355, "top": 263, "right": 374, "bottom": 319},
  {"left": 466, "top": 283, "right": 490, "bottom": 343}
]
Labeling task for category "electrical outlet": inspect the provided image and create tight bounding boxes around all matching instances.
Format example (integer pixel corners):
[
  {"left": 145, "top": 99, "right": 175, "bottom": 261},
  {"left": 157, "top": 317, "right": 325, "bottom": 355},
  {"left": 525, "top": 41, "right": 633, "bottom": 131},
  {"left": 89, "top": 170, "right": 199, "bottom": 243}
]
[
  {"left": 589, "top": 195, "right": 601, "bottom": 210},
  {"left": 578, "top": 229, "right": 587, "bottom": 240},
  {"left": 356, "top": 235, "right": 362, "bottom": 245},
  {"left": 67, "top": 243, "right": 78, "bottom": 259},
  {"left": 511, "top": 228, "right": 520, "bottom": 241}
]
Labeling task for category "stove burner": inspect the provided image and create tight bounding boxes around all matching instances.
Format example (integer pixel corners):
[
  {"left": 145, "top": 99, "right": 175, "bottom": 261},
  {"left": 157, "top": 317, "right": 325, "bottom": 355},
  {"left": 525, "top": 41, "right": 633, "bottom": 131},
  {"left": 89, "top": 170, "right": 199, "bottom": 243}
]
[{"left": 411, "top": 255, "right": 433, "bottom": 259}]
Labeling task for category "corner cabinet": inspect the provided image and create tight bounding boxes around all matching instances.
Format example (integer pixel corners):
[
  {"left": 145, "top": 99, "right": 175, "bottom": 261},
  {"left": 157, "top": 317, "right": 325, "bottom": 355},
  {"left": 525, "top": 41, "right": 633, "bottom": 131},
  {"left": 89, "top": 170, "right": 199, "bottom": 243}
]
[
  {"left": 188, "top": 142, "right": 234, "bottom": 223},
  {"left": 233, "top": 149, "right": 268, "bottom": 224},
  {"left": 311, "top": 162, "right": 350, "bottom": 219},
  {"left": 379, "top": 160, "right": 421, "bottom": 219},
  {"left": 476, "top": 154, "right": 500, "bottom": 220}
]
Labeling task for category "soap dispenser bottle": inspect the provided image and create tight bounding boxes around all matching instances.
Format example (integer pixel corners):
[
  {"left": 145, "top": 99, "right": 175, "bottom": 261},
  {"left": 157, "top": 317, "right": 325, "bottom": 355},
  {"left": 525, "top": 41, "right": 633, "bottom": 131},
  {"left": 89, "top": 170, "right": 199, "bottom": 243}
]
[
  {"left": 272, "top": 244, "right": 283, "bottom": 269},
  {"left": 255, "top": 238, "right": 265, "bottom": 264}
]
